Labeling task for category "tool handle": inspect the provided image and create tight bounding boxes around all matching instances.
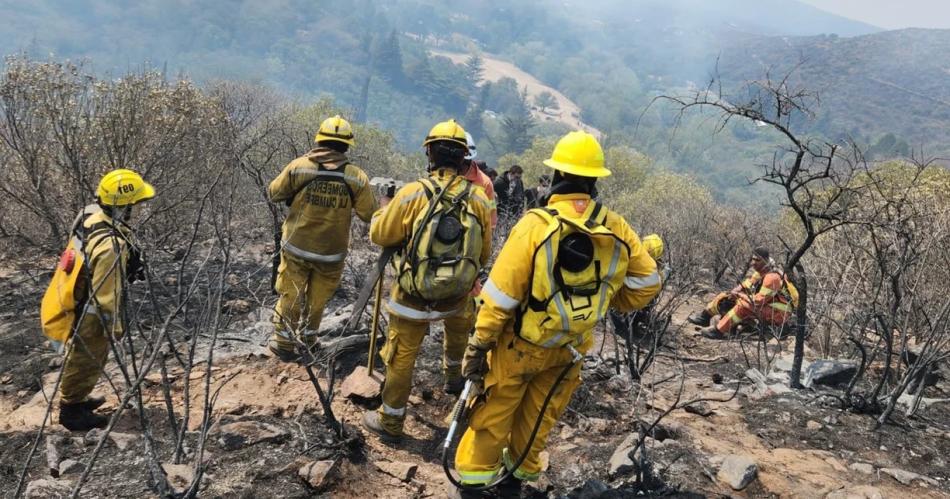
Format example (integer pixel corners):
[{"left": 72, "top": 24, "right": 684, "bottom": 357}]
[{"left": 443, "top": 381, "right": 473, "bottom": 449}]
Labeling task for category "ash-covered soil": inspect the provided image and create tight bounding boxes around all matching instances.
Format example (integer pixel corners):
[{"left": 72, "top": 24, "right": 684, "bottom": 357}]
[{"left": 1, "top": 248, "right": 949, "bottom": 498}]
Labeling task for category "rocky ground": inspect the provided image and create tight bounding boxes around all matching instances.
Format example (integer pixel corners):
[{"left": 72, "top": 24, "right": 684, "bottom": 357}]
[{"left": 1, "top": 251, "right": 949, "bottom": 498}]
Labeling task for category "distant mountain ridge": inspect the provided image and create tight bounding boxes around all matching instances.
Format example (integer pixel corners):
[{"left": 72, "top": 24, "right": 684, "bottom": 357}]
[{"left": 717, "top": 28, "right": 950, "bottom": 146}]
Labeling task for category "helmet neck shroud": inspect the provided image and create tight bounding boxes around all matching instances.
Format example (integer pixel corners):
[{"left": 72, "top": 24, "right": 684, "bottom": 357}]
[{"left": 427, "top": 141, "right": 466, "bottom": 172}]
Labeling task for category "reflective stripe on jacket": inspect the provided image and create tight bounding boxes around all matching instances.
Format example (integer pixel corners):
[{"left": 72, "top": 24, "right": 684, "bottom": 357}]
[{"left": 269, "top": 147, "right": 377, "bottom": 262}]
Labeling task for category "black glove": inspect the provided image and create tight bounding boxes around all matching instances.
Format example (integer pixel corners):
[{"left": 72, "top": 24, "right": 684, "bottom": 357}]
[
  {"left": 461, "top": 340, "right": 492, "bottom": 383},
  {"left": 126, "top": 246, "right": 146, "bottom": 283}
]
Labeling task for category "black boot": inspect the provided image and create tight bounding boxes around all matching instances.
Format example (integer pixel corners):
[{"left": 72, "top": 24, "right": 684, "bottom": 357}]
[
  {"left": 687, "top": 309, "right": 712, "bottom": 326},
  {"left": 60, "top": 403, "right": 108, "bottom": 432},
  {"left": 75, "top": 395, "right": 106, "bottom": 411},
  {"left": 699, "top": 325, "right": 726, "bottom": 340},
  {"left": 496, "top": 474, "right": 524, "bottom": 498}
]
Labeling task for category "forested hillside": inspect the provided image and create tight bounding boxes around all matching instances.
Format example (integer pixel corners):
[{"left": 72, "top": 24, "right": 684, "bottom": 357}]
[{"left": 1, "top": 0, "right": 947, "bottom": 203}]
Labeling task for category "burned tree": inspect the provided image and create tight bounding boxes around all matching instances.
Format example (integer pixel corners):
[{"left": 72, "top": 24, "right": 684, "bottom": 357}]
[{"left": 657, "top": 63, "right": 870, "bottom": 388}]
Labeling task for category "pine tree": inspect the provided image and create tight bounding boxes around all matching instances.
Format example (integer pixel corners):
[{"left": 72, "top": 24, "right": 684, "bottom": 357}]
[
  {"left": 375, "top": 30, "right": 404, "bottom": 87},
  {"left": 464, "top": 52, "right": 485, "bottom": 96},
  {"left": 502, "top": 86, "right": 536, "bottom": 154}
]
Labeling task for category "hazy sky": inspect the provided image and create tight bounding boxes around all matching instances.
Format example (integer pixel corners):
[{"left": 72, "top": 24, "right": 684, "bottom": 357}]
[{"left": 799, "top": 0, "right": 950, "bottom": 30}]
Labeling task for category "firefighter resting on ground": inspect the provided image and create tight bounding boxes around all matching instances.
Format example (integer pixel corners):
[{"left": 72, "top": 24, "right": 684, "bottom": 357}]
[
  {"left": 362, "top": 120, "right": 494, "bottom": 441},
  {"left": 267, "top": 115, "right": 378, "bottom": 362},
  {"left": 40, "top": 169, "right": 155, "bottom": 431},
  {"left": 452, "top": 131, "right": 662, "bottom": 497},
  {"left": 687, "top": 246, "right": 797, "bottom": 339}
]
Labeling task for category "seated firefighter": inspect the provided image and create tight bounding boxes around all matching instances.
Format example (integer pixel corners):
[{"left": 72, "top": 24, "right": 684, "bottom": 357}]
[
  {"left": 688, "top": 246, "right": 797, "bottom": 339},
  {"left": 41, "top": 169, "right": 155, "bottom": 431},
  {"left": 267, "top": 115, "right": 378, "bottom": 361},
  {"left": 362, "top": 120, "right": 494, "bottom": 441}
]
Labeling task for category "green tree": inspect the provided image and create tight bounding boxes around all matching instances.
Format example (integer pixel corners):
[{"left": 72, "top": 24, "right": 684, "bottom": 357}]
[
  {"left": 463, "top": 52, "right": 485, "bottom": 96},
  {"left": 375, "top": 30, "right": 405, "bottom": 87},
  {"left": 533, "top": 91, "right": 559, "bottom": 113},
  {"left": 500, "top": 86, "right": 536, "bottom": 154}
]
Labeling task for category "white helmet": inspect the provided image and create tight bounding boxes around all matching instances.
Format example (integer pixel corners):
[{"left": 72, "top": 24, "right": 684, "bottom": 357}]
[{"left": 464, "top": 132, "right": 478, "bottom": 160}]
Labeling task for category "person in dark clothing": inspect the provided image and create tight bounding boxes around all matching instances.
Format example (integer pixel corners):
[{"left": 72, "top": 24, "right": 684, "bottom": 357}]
[
  {"left": 524, "top": 174, "right": 552, "bottom": 209},
  {"left": 493, "top": 165, "right": 525, "bottom": 232}
]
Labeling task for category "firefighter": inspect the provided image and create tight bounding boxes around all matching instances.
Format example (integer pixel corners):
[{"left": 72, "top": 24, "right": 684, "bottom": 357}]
[
  {"left": 688, "top": 246, "right": 796, "bottom": 339},
  {"left": 362, "top": 120, "right": 494, "bottom": 441},
  {"left": 268, "top": 115, "right": 378, "bottom": 361},
  {"left": 57, "top": 169, "right": 155, "bottom": 431},
  {"left": 452, "top": 131, "right": 662, "bottom": 496}
]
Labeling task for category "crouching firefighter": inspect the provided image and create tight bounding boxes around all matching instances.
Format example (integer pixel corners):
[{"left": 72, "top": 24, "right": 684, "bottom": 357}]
[
  {"left": 688, "top": 246, "right": 798, "bottom": 339},
  {"left": 40, "top": 169, "right": 155, "bottom": 431},
  {"left": 268, "top": 115, "right": 378, "bottom": 361},
  {"left": 362, "top": 120, "right": 494, "bottom": 441},
  {"left": 450, "top": 131, "right": 662, "bottom": 497}
]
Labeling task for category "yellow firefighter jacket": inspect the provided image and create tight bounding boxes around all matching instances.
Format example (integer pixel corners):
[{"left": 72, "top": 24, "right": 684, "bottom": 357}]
[
  {"left": 370, "top": 167, "right": 494, "bottom": 319},
  {"left": 269, "top": 147, "right": 377, "bottom": 263},
  {"left": 475, "top": 193, "right": 661, "bottom": 350}
]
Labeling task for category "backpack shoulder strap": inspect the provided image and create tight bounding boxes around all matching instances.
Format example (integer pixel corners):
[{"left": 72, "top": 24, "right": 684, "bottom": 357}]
[{"left": 584, "top": 201, "right": 607, "bottom": 229}]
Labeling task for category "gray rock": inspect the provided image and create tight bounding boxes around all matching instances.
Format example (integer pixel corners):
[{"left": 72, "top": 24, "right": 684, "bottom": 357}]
[
  {"left": 825, "top": 485, "right": 884, "bottom": 499},
  {"left": 298, "top": 460, "right": 337, "bottom": 491},
  {"left": 162, "top": 463, "right": 195, "bottom": 495},
  {"left": 684, "top": 402, "right": 713, "bottom": 417},
  {"left": 25, "top": 478, "right": 72, "bottom": 498},
  {"left": 108, "top": 432, "right": 138, "bottom": 451},
  {"left": 880, "top": 467, "right": 937, "bottom": 486},
  {"left": 319, "top": 304, "right": 359, "bottom": 335},
  {"left": 803, "top": 360, "right": 858, "bottom": 388},
  {"left": 848, "top": 462, "right": 874, "bottom": 474},
  {"left": 374, "top": 460, "right": 417, "bottom": 482},
  {"left": 58, "top": 459, "right": 83, "bottom": 475},
  {"left": 607, "top": 433, "right": 638, "bottom": 476},
  {"left": 215, "top": 421, "right": 290, "bottom": 450},
  {"left": 339, "top": 366, "right": 382, "bottom": 400},
  {"left": 717, "top": 455, "right": 757, "bottom": 490}
]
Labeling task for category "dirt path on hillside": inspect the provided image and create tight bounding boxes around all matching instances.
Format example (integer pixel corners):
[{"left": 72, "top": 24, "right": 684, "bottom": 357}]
[{"left": 431, "top": 50, "right": 602, "bottom": 137}]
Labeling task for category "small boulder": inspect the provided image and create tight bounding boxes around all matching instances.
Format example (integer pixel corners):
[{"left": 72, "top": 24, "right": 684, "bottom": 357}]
[
  {"left": 607, "top": 433, "right": 638, "bottom": 476},
  {"left": 880, "top": 467, "right": 937, "bottom": 486},
  {"left": 222, "top": 299, "right": 252, "bottom": 315},
  {"left": 374, "top": 460, "right": 417, "bottom": 482},
  {"left": 339, "top": 366, "right": 382, "bottom": 400},
  {"left": 162, "top": 463, "right": 195, "bottom": 495},
  {"left": 806, "top": 420, "right": 823, "bottom": 431},
  {"left": 215, "top": 421, "right": 290, "bottom": 450},
  {"left": 25, "top": 478, "right": 72, "bottom": 498},
  {"left": 108, "top": 432, "right": 138, "bottom": 451},
  {"left": 58, "top": 459, "right": 83, "bottom": 475},
  {"left": 848, "top": 462, "right": 874, "bottom": 474},
  {"left": 684, "top": 402, "right": 713, "bottom": 417},
  {"left": 298, "top": 460, "right": 338, "bottom": 491},
  {"left": 717, "top": 455, "right": 757, "bottom": 490},
  {"left": 825, "top": 485, "right": 884, "bottom": 499},
  {"left": 803, "top": 360, "right": 858, "bottom": 388}
]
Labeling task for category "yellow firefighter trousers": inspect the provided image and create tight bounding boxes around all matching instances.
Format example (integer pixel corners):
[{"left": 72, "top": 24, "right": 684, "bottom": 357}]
[
  {"left": 454, "top": 330, "right": 586, "bottom": 483},
  {"left": 60, "top": 316, "right": 118, "bottom": 404},
  {"left": 271, "top": 252, "right": 345, "bottom": 353},
  {"left": 376, "top": 298, "right": 475, "bottom": 433}
]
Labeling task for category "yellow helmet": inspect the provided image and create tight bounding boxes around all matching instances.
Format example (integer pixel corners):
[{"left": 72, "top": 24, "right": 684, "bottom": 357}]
[
  {"left": 543, "top": 130, "right": 610, "bottom": 178},
  {"left": 642, "top": 233, "right": 664, "bottom": 260},
  {"left": 315, "top": 115, "right": 355, "bottom": 146},
  {"left": 97, "top": 169, "right": 155, "bottom": 206},
  {"left": 422, "top": 119, "right": 469, "bottom": 150}
]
